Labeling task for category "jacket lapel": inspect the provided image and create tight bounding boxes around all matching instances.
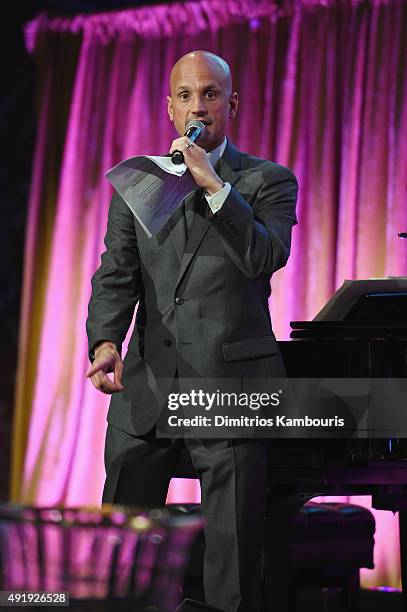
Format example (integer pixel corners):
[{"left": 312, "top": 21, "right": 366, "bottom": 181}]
[
  {"left": 176, "top": 188, "right": 207, "bottom": 287},
  {"left": 217, "top": 139, "right": 242, "bottom": 188}
]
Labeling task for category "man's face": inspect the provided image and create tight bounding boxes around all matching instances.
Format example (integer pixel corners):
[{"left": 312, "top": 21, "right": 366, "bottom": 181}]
[{"left": 167, "top": 55, "right": 238, "bottom": 152}]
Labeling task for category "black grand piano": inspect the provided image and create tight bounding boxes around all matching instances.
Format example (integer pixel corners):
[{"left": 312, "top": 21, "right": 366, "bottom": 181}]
[
  {"left": 275, "top": 278, "right": 407, "bottom": 607},
  {"left": 174, "top": 278, "right": 407, "bottom": 608}
]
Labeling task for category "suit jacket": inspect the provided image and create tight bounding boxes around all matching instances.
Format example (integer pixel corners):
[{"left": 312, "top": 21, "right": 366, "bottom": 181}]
[{"left": 86, "top": 140, "right": 298, "bottom": 435}]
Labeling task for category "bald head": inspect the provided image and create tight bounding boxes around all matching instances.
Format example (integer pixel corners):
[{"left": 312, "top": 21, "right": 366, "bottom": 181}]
[
  {"left": 167, "top": 50, "right": 238, "bottom": 151},
  {"left": 169, "top": 51, "right": 232, "bottom": 97}
]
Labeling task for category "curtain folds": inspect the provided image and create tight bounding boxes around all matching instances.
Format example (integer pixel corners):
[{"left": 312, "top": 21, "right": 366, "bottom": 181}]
[{"left": 13, "top": 0, "right": 406, "bottom": 590}]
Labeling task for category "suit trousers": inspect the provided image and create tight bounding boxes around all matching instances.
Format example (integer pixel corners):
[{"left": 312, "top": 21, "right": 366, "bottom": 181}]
[{"left": 102, "top": 422, "right": 269, "bottom": 612}]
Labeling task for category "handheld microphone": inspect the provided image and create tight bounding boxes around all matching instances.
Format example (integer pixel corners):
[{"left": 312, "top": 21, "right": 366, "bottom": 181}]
[{"left": 171, "top": 120, "right": 206, "bottom": 165}]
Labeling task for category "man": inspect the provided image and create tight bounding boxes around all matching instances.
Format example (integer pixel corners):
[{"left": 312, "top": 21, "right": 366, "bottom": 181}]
[{"left": 86, "top": 51, "right": 298, "bottom": 612}]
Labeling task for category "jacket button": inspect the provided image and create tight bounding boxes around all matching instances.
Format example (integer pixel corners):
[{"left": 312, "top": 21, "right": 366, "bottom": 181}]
[
  {"left": 163, "top": 339, "right": 172, "bottom": 347},
  {"left": 175, "top": 297, "right": 185, "bottom": 305}
]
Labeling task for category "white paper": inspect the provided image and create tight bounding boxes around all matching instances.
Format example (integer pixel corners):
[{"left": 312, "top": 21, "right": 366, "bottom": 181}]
[
  {"left": 145, "top": 155, "right": 187, "bottom": 176},
  {"left": 105, "top": 155, "right": 198, "bottom": 237}
]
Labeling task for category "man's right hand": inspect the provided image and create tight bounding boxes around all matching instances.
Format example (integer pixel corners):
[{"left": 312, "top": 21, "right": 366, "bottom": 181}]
[{"left": 86, "top": 342, "right": 124, "bottom": 394}]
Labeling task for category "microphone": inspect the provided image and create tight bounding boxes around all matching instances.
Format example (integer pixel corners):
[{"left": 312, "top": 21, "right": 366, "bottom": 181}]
[{"left": 171, "top": 120, "right": 206, "bottom": 165}]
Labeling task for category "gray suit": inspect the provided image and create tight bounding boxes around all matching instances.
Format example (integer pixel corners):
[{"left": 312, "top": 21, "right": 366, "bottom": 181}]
[{"left": 86, "top": 140, "right": 298, "bottom": 611}]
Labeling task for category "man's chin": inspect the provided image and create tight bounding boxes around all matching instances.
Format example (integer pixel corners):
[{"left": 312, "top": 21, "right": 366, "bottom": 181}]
[
  {"left": 200, "top": 136, "right": 224, "bottom": 153},
  {"left": 197, "top": 139, "right": 211, "bottom": 152}
]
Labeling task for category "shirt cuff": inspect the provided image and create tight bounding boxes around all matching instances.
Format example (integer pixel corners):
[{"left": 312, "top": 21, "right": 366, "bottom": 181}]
[{"left": 205, "top": 182, "right": 231, "bottom": 214}]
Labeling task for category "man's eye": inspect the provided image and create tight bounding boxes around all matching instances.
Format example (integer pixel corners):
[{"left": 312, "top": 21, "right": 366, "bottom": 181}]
[
  {"left": 206, "top": 91, "right": 216, "bottom": 99},
  {"left": 179, "top": 93, "right": 190, "bottom": 100}
]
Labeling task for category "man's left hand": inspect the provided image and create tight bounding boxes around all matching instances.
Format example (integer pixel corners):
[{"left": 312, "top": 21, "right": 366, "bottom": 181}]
[{"left": 169, "top": 136, "right": 224, "bottom": 195}]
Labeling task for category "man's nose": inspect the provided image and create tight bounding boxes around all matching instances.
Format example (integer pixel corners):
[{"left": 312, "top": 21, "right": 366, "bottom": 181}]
[{"left": 191, "top": 95, "right": 208, "bottom": 116}]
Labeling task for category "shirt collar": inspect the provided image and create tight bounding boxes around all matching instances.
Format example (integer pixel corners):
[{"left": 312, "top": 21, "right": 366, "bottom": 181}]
[{"left": 206, "top": 137, "right": 227, "bottom": 168}]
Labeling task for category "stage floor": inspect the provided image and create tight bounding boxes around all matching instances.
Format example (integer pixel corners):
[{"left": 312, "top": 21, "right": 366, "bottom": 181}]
[{"left": 295, "top": 587, "right": 402, "bottom": 611}]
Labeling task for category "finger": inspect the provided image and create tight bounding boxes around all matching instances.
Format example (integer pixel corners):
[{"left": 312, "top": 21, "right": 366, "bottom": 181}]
[
  {"left": 95, "top": 369, "right": 122, "bottom": 393},
  {"left": 114, "top": 360, "right": 124, "bottom": 390},
  {"left": 169, "top": 136, "right": 190, "bottom": 154},
  {"left": 99, "top": 376, "right": 123, "bottom": 393},
  {"left": 89, "top": 370, "right": 108, "bottom": 390},
  {"left": 90, "top": 370, "right": 110, "bottom": 389},
  {"left": 86, "top": 357, "right": 113, "bottom": 377},
  {"left": 86, "top": 362, "right": 105, "bottom": 377},
  {"left": 91, "top": 371, "right": 123, "bottom": 394}
]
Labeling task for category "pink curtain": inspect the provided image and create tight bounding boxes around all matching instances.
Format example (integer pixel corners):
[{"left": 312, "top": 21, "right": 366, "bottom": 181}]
[{"left": 13, "top": 0, "right": 407, "bottom": 589}]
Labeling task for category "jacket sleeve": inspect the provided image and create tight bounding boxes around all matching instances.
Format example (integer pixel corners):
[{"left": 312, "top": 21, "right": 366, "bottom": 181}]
[
  {"left": 86, "top": 191, "right": 142, "bottom": 360},
  {"left": 209, "top": 163, "right": 298, "bottom": 279}
]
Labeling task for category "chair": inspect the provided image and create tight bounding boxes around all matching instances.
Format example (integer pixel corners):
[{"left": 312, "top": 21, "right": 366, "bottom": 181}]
[
  {"left": 286, "top": 501, "right": 376, "bottom": 611},
  {"left": 167, "top": 501, "right": 375, "bottom": 612},
  {"left": 0, "top": 503, "right": 203, "bottom": 612}
]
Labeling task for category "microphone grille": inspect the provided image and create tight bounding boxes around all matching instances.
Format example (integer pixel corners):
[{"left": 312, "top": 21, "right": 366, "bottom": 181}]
[{"left": 185, "top": 120, "right": 206, "bottom": 133}]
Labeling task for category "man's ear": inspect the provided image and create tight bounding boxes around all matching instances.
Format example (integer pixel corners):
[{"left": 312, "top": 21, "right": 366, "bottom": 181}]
[
  {"left": 229, "top": 92, "right": 238, "bottom": 119},
  {"left": 167, "top": 95, "right": 174, "bottom": 122}
]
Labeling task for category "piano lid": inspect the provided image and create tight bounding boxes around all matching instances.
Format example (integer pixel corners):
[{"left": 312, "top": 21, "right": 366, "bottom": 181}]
[{"left": 290, "top": 278, "right": 407, "bottom": 339}]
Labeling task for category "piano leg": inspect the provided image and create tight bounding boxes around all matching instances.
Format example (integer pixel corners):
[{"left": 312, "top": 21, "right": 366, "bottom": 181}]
[{"left": 399, "top": 511, "right": 407, "bottom": 611}]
